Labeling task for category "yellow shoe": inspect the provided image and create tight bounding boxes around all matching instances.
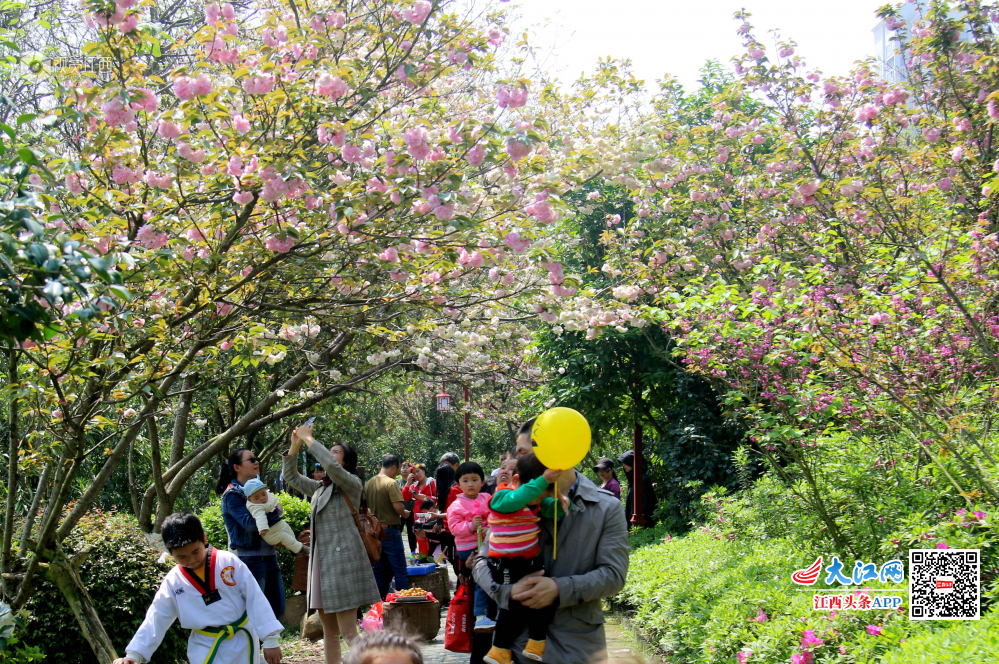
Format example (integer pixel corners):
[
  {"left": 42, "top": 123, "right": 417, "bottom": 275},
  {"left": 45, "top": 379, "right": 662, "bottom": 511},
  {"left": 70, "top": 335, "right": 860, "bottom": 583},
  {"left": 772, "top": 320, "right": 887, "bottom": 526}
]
[
  {"left": 522, "top": 639, "right": 546, "bottom": 661},
  {"left": 483, "top": 646, "right": 513, "bottom": 664}
]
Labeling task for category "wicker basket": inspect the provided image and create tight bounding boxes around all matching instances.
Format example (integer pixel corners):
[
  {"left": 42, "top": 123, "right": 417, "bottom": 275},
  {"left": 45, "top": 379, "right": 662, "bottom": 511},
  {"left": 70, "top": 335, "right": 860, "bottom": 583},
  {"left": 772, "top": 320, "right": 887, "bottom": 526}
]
[
  {"left": 417, "top": 566, "right": 451, "bottom": 606},
  {"left": 383, "top": 599, "right": 441, "bottom": 642},
  {"left": 292, "top": 555, "right": 309, "bottom": 592}
]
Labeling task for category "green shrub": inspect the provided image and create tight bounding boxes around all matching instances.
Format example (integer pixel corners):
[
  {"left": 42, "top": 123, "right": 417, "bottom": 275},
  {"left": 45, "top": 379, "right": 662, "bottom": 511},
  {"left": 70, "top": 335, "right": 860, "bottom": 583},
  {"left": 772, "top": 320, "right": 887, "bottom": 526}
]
[
  {"left": 0, "top": 603, "right": 43, "bottom": 664},
  {"left": 880, "top": 609, "right": 999, "bottom": 663},
  {"left": 615, "top": 528, "right": 949, "bottom": 663},
  {"left": 198, "top": 491, "right": 311, "bottom": 594},
  {"left": 23, "top": 510, "right": 187, "bottom": 664}
]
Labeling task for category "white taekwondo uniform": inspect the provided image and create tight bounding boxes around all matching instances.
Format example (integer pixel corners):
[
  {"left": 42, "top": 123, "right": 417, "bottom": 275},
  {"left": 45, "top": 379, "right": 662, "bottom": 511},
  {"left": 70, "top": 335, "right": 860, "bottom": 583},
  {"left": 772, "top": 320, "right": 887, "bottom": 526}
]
[{"left": 123, "top": 546, "right": 283, "bottom": 664}]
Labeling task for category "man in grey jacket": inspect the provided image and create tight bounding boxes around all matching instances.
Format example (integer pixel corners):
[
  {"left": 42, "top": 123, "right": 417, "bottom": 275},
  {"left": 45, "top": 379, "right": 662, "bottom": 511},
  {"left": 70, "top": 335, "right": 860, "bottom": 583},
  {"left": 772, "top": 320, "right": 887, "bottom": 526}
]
[{"left": 472, "top": 467, "right": 630, "bottom": 663}]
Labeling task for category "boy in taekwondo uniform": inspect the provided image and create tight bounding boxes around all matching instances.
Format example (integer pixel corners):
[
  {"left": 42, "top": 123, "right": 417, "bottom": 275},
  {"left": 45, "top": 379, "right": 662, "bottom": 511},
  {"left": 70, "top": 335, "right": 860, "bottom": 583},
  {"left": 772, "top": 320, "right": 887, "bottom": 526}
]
[{"left": 113, "top": 513, "right": 284, "bottom": 664}]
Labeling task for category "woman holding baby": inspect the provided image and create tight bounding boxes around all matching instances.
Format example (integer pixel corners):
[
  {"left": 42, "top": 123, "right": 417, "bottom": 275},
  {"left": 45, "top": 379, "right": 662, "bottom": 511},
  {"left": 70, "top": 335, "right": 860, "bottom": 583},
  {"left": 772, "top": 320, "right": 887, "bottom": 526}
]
[{"left": 282, "top": 422, "right": 380, "bottom": 664}]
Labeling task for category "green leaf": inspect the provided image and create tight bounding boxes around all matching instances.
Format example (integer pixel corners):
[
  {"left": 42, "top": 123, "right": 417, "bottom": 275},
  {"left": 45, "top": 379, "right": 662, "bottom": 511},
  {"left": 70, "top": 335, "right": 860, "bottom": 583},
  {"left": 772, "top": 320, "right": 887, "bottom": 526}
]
[
  {"left": 108, "top": 284, "right": 131, "bottom": 301},
  {"left": 16, "top": 147, "right": 38, "bottom": 166}
]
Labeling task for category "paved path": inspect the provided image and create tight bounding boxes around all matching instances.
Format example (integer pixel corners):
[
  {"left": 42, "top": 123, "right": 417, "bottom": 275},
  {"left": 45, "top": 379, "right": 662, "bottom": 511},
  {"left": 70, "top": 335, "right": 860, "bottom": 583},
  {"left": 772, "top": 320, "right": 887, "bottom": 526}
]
[{"left": 283, "top": 539, "right": 660, "bottom": 663}]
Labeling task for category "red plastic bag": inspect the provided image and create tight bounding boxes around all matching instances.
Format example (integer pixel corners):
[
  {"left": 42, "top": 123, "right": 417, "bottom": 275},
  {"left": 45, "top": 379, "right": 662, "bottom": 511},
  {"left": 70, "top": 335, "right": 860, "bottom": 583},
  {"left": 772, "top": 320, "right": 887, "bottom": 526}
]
[
  {"left": 444, "top": 583, "right": 472, "bottom": 652},
  {"left": 360, "top": 602, "right": 383, "bottom": 633}
]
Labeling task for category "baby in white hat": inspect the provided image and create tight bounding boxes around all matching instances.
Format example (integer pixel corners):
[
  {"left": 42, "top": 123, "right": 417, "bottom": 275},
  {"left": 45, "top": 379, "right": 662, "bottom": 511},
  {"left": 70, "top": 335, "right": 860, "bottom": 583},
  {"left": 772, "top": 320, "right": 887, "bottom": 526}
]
[{"left": 243, "top": 477, "right": 307, "bottom": 554}]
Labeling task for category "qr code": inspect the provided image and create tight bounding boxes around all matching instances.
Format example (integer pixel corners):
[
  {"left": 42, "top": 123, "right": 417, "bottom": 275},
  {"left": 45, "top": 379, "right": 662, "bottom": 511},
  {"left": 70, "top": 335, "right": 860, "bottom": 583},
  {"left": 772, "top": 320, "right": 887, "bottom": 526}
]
[{"left": 909, "top": 549, "right": 980, "bottom": 620}]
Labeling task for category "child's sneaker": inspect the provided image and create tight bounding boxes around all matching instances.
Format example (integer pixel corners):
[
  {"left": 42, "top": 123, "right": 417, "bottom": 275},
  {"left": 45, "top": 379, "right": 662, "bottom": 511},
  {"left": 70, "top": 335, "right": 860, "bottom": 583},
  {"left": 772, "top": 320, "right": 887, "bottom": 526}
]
[
  {"left": 474, "top": 615, "right": 497, "bottom": 633},
  {"left": 483, "top": 646, "right": 512, "bottom": 664},
  {"left": 522, "top": 639, "right": 546, "bottom": 661}
]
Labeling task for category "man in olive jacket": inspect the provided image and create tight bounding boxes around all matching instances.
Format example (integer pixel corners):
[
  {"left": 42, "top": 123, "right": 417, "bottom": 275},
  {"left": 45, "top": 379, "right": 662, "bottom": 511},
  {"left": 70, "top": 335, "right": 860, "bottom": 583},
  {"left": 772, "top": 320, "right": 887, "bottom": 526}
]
[{"left": 472, "top": 468, "right": 630, "bottom": 663}]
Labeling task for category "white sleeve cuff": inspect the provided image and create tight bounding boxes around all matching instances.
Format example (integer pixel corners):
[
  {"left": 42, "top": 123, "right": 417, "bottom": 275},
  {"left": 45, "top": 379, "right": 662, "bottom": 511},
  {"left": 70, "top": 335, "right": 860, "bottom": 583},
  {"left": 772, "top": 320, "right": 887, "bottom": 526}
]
[
  {"left": 261, "top": 633, "right": 281, "bottom": 649},
  {"left": 126, "top": 651, "right": 147, "bottom": 663}
]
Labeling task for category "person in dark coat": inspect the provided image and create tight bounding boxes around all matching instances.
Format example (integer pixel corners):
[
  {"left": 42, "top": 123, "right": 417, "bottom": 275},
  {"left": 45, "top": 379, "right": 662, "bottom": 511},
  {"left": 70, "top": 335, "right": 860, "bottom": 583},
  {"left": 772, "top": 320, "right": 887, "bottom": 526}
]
[{"left": 617, "top": 450, "right": 658, "bottom": 526}]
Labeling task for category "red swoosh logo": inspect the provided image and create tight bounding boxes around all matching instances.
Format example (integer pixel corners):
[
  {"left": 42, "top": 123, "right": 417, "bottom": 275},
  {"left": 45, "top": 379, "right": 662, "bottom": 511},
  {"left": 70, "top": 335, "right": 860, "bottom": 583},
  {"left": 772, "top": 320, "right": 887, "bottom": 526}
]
[{"left": 792, "top": 557, "right": 823, "bottom": 585}]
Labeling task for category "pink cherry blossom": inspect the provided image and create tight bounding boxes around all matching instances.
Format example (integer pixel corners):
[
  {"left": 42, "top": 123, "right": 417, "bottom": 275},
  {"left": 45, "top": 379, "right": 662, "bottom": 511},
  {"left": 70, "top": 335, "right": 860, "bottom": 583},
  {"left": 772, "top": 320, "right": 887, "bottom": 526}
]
[
  {"left": 205, "top": 2, "right": 221, "bottom": 24},
  {"left": 796, "top": 180, "right": 820, "bottom": 197},
  {"left": 504, "top": 232, "right": 531, "bottom": 253},
  {"left": 65, "top": 173, "right": 86, "bottom": 194},
  {"left": 119, "top": 13, "right": 139, "bottom": 33},
  {"left": 316, "top": 73, "right": 349, "bottom": 99},
  {"left": 191, "top": 74, "right": 213, "bottom": 96},
  {"left": 136, "top": 224, "right": 170, "bottom": 250},
  {"left": 265, "top": 234, "right": 296, "bottom": 252},
  {"left": 242, "top": 75, "right": 275, "bottom": 95},
  {"left": 131, "top": 88, "right": 157, "bottom": 113},
  {"left": 467, "top": 144, "right": 487, "bottom": 167},
  {"left": 177, "top": 142, "right": 206, "bottom": 163},
  {"left": 496, "top": 86, "right": 528, "bottom": 108},
  {"left": 854, "top": 104, "right": 879, "bottom": 122},
  {"left": 173, "top": 76, "right": 195, "bottom": 101},
  {"left": 341, "top": 144, "right": 363, "bottom": 163},
  {"left": 156, "top": 121, "right": 184, "bottom": 139},
  {"left": 379, "top": 247, "right": 399, "bottom": 262},
  {"left": 506, "top": 139, "right": 531, "bottom": 161},
  {"left": 100, "top": 98, "right": 135, "bottom": 127},
  {"left": 402, "top": 1, "right": 431, "bottom": 25}
]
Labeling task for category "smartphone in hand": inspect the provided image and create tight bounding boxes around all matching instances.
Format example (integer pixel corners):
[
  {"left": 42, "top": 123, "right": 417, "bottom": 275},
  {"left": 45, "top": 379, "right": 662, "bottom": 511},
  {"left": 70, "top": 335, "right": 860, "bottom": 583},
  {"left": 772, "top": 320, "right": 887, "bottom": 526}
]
[{"left": 305, "top": 416, "right": 317, "bottom": 427}]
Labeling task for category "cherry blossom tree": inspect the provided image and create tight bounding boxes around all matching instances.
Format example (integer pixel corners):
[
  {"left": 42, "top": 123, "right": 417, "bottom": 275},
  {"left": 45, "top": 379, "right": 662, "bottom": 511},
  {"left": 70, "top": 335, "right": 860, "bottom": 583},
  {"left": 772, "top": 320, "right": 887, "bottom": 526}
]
[{"left": 0, "top": 0, "right": 593, "bottom": 658}]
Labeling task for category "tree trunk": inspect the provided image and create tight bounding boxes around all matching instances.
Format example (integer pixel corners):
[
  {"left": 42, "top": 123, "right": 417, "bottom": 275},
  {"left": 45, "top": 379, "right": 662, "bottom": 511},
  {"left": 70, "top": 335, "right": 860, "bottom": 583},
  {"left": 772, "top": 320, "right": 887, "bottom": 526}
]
[
  {"left": 44, "top": 545, "right": 118, "bottom": 664},
  {"left": 2, "top": 349, "right": 20, "bottom": 588}
]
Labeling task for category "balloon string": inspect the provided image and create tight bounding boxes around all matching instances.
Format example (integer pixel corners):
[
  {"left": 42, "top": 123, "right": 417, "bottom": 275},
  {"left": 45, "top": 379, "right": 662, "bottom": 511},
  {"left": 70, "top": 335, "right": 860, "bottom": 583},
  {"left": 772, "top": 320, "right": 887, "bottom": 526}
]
[{"left": 553, "top": 480, "right": 557, "bottom": 560}]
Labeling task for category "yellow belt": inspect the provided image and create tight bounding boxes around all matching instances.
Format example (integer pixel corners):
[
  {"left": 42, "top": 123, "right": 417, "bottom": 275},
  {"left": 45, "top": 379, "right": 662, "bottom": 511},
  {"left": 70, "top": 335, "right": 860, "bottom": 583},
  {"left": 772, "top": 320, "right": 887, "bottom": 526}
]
[{"left": 194, "top": 613, "right": 253, "bottom": 664}]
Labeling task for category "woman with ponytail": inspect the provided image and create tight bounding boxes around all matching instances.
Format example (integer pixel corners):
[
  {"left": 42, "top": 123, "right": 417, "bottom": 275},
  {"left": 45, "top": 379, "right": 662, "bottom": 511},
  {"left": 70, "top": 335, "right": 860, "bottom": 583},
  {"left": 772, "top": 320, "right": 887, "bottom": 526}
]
[{"left": 216, "top": 448, "right": 286, "bottom": 620}]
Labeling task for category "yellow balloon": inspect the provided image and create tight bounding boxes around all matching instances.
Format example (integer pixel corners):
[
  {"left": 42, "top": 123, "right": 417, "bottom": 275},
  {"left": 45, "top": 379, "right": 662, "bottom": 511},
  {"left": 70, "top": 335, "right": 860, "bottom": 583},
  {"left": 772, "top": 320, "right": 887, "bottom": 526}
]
[{"left": 531, "top": 407, "right": 591, "bottom": 469}]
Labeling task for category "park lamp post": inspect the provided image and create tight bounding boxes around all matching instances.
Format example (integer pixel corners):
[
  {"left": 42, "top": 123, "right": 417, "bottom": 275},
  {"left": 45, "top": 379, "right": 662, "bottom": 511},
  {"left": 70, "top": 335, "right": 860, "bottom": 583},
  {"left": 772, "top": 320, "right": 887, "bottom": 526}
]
[
  {"left": 436, "top": 388, "right": 452, "bottom": 413},
  {"left": 436, "top": 384, "right": 471, "bottom": 461}
]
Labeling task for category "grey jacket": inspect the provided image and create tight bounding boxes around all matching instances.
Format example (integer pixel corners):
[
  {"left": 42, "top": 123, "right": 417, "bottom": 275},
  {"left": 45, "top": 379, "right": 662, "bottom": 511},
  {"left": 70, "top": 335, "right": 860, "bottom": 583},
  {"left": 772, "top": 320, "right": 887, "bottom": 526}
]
[
  {"left": 282, "top": 441, "right": 380, "bottom": 613},
  {"left": 473, "top": 472, "right": 630, "bottom": 663}
]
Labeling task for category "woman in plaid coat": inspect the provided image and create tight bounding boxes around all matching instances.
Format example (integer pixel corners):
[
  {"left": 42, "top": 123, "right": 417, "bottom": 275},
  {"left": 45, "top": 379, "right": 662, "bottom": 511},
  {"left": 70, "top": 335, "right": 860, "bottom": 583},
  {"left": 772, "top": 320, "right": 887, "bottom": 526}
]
[{"left": 283, "top": 423, "right": 380, "bottom": 664}]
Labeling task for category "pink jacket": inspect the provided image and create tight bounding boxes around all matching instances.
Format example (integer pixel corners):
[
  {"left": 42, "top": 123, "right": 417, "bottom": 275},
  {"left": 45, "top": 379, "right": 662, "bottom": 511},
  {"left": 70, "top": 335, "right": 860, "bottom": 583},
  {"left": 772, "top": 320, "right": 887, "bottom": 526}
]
[{"left": 446, "top": 493, "right": 491, "bottom": 551}]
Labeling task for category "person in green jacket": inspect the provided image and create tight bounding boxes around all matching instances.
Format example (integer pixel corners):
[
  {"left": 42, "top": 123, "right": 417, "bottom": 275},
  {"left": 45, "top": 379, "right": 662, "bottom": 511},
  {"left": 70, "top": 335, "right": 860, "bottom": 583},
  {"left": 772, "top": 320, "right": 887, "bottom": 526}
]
[{"left": 482, "top": 454, "right": 569, "bottom": 664}]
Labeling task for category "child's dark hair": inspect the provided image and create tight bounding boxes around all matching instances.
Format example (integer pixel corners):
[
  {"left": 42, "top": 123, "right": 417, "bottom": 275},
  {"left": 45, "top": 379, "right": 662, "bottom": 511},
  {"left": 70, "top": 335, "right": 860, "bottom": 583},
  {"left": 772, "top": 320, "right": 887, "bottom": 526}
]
[
  {"left": 161, "top": 513, "right": 205, "bottom": 551},
  {"left": 455, "top": 461, "right": 484, "bottom": 482},
  {"left": 516, "top": 453, "right": 548, "bottom": 484},
  {"left": 421, "top": 497, "right": 436, "bottom": 510},
  {"left": 344, "top": 630, "right": 424, "bottom": 664}
]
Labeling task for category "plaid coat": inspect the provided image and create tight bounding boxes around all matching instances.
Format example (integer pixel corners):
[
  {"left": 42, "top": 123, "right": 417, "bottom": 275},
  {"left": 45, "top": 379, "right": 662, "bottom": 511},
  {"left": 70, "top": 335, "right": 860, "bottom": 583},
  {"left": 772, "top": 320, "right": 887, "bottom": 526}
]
[{"left": 282, "top": 442, "right": 380, "bottom": 613}]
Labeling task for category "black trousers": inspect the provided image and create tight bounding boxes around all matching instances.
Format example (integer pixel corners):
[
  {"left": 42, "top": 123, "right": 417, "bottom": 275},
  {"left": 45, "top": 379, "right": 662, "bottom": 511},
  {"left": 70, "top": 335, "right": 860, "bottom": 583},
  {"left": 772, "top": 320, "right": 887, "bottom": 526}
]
[
  {"left": 402, "top": 500, "right": 416, "bottom": 551},
  {"left": 488, "top": 556, "right": 558, "bottom": 650}
]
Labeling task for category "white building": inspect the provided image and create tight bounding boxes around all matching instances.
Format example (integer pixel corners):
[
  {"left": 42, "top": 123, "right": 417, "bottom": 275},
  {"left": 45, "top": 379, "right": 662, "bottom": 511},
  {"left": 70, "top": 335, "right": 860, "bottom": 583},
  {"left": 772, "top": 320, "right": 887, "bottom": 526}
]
[{"left": 872, "top": 4, "right": 919, "bottom": 83}]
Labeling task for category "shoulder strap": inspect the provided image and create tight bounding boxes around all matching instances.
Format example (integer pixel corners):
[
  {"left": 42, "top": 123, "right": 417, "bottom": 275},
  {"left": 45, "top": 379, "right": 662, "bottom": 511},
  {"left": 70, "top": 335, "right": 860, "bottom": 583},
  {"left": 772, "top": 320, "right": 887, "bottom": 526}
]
[{"left": 341, "top": 491, "right": 365, "bottom": 534}]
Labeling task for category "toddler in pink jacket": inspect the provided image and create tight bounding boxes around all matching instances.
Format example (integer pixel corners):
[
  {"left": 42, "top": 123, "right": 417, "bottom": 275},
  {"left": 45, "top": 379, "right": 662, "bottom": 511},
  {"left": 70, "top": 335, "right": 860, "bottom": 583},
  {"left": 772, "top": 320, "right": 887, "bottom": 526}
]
[{"left": 446, "top": 461, "right": 494, "bottom": 632}]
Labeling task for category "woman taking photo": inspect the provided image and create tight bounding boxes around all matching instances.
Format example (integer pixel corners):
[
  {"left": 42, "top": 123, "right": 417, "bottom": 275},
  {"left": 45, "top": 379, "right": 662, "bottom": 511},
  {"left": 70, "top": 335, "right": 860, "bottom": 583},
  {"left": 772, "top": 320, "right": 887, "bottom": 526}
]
[
  {"left": 283, "top": 423, "right": 380, "bottom": 664},
  {"left": 216, "top": 448, "right": 286, "bottom": 620},
  {"left": 402, "top": 463, "right": 437, "bottom": 508}
]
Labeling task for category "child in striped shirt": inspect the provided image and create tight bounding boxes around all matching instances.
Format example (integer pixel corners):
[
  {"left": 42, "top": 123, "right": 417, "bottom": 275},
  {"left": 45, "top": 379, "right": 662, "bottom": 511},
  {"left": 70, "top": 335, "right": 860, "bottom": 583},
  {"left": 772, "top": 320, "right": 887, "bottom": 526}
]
[{"left": 482, "top": 453, "right": 569, "bottom": 664}]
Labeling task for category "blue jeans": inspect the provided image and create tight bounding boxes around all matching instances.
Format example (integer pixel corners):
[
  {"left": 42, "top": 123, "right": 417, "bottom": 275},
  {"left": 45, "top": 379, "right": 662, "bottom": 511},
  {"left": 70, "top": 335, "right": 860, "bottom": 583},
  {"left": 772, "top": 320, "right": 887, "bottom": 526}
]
[
  {"left": 373, "top": 526, "right": 410, "bottom": 598},
  {"left": 240, "top": 554, "right": 285, "bottom": 620},
  {"left": 457, "top": 549, "right": 490, "bottom": 617}
]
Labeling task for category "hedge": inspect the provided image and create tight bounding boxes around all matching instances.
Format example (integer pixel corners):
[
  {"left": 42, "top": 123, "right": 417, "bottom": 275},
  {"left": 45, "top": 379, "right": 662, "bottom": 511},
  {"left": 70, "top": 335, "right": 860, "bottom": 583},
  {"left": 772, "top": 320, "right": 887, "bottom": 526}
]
[
  {"left": 198, "top": 491, "right": 311, "bottom": 594},
  {"left": 23, "top": 510, "right": 187, "bottom": 664}
]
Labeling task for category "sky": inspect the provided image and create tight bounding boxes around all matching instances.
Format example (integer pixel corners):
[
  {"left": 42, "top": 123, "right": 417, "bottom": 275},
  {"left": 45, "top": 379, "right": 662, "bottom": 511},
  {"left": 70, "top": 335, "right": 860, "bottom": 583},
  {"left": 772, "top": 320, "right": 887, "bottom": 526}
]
[{"left": 506, "top": 0, "right": 891, "bottom": 91}]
